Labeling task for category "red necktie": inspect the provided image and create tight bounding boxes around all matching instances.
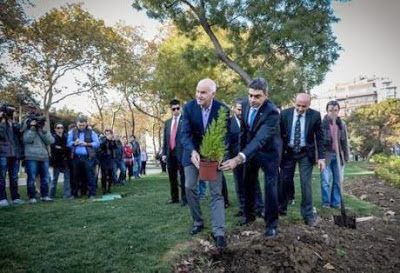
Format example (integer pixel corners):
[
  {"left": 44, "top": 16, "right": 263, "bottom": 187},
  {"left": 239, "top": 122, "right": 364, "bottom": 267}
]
[{"left": 169, "top": 117, "right": 178, "bottom": 151}]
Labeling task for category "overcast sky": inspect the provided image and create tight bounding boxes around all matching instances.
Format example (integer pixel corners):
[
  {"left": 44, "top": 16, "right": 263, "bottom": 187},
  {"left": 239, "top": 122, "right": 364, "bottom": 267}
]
[{"left": 24, "top": 0, "right": 400, "bottom": 111}]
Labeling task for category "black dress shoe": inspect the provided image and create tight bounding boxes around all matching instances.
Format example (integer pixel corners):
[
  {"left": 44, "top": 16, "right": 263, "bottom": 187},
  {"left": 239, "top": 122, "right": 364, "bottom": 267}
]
[
  {"left": 215, "top": 236, "right": 226, "bottom": 250},
  {"left": 237, "top": 217, "right": 256, "bottom": 226},
  {"left": 224, "top": 202, "right": 230, "bottom": 209},
  {"left": 189, "top": 225, "right": 204, "bottom": 235},
  {"left": 166, "top": 200, "right": 179, "bottom": 204},
  {"left": 265, "top": 228, "right": 278, "bottom": 239}
]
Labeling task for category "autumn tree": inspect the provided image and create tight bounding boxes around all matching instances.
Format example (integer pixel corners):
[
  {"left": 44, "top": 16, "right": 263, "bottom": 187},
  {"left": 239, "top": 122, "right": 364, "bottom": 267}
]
[
  {"left": 347, "top": 99, "right": 400, "bottom": 161},
  {"left": 111, "top": 24, "right": 150, "bottom": 135},
  {"left": 0, "top": 0, "right": 30, "bottom": 87},
  {"left": 132, "top": 0, "right": 341, "bottom": 101},
  {"left": 10, "top": 3, "right": 124, "bottom": 128}
]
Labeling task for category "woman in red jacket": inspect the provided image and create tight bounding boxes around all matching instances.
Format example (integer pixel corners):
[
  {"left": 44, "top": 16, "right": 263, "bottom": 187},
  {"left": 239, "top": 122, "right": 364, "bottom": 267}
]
[{"left": 122, "top": 136, "right": 134, "bottom": 181}]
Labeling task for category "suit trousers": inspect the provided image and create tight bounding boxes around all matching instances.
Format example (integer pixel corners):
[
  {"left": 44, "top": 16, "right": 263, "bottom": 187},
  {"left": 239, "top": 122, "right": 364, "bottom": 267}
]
[
  {"left": 279, "top": 154, "right": 315, "bottom": 221},
  {"left": 167, "top": 153, "right": 186, "bottom": 203},
  {"left": 244, "top": 154, "right": 279, "bottom": 229},
  {"left": 233, "top": 165, "right": 264, "bottom": 214},
  {"left": 184, "top": 164, "right": 225, "bottom": 236}
]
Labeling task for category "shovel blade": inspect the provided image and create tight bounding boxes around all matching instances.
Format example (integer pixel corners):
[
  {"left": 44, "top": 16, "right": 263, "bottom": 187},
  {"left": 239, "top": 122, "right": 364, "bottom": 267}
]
[{"left": 334, "top": 215, "right": 357, "bottom": 229}]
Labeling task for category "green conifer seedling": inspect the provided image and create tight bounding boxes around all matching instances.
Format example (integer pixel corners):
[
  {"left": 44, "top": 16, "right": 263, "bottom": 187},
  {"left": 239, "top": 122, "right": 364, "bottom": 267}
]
[{"left": 200, "top": 107, "right": 228, "bottom": 162}]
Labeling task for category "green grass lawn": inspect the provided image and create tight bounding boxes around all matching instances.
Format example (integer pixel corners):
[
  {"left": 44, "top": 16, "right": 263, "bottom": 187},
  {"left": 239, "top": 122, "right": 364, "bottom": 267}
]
[{"left": 0, "top": 162, "right": 378, "bottom": 273}]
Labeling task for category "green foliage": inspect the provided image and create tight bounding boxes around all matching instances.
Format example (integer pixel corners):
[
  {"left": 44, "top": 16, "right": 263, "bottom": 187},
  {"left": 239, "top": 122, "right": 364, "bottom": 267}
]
[
  {"left": 133, "top": 0, "right": 341, "bottom": 105},
  {"left": 200, "top": 107, "right": 228, "bottom": 162},
  {"left": 371, "top": 153, "right": 400, "bottom": 188},
  {"left": 370, "top": 154, "right": 390, "bottom": 164},
  {"left": 347, "top": 99, "right": 400, "bottom": 159},
  {"left": 375, "top": 166, "right": 400, "bottom": 188},
  {"left": 152, "top": 26, "right": 243, "bottom": 104}
]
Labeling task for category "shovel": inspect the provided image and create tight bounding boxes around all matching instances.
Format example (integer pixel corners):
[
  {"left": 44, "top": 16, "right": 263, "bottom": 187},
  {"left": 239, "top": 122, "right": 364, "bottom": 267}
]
[{"left": 331, "top": 119, "right": 356, "bottom": 229}]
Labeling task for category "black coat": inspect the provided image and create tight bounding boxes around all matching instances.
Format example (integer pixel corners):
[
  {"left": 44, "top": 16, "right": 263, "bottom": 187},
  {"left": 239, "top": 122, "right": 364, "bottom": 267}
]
[
  {"left": 162, "top": 116, "right": 183, "bottom": 162},
  {"left": 280, "top": 107, "right": 325, "bottom": 163},
  {"left": 228, "top": 116, "right": 240, "bottom": 159},
  {"left": 0, "top": 122, "right": 23, "bottom": 159},
  {"left": 240, "top": 99, "right": 282, "bottom": 160},
  {"left": 98, "top": 138, "right": 117, "bottom": 167},
  {"left": 50, "top": 133, "right": 69, "bottom": 168}
]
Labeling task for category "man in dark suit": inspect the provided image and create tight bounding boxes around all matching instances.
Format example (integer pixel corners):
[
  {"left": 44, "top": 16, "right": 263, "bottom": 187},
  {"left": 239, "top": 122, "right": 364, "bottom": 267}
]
[
  {"left": 278, "top": 93, "right": 326, "bottom": 227},
  {"left": 181, "top": 78, "right": 230, "bottom": 250},
  {"left": 228, "top": 99, "right": 264, "bottom": 218},
  {"left": 162, "top": 99, "right": 186, "bottom": 206},
  {"left": 221, "top": 78, "right": 281, "bottom": 239}
]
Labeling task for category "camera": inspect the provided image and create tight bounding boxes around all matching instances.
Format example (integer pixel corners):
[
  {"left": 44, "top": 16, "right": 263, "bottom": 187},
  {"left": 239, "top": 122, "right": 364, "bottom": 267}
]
[
  {"left": 26, "top": 112, "right": 46, "bottom": 129},
  {"left": 0, "top": 104, "right": 16, "bottom": 119}
]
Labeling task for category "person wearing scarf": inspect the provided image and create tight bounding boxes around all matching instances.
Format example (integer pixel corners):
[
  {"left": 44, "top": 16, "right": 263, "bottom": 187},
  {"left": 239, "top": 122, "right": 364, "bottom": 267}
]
[{"left": 320, "top": 101, "right": 350, "bottom": 208}]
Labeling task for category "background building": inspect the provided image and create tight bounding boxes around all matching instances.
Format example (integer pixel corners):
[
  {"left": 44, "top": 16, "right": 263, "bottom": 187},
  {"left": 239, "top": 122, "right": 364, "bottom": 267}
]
[{"left": 312, "top": 76, "right": 398, "bottom": 117}]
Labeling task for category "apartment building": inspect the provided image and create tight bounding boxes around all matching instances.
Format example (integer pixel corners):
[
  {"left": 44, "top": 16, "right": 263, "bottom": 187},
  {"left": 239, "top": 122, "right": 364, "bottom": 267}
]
[{"left": 312, "top": 76, "right": 398, "bottom": 117}]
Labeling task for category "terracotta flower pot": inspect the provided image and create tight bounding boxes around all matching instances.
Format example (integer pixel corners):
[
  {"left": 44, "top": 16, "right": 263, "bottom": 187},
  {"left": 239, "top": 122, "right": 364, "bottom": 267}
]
[{"left": 199, "top": 160, "right": 219, "bottom": 181}]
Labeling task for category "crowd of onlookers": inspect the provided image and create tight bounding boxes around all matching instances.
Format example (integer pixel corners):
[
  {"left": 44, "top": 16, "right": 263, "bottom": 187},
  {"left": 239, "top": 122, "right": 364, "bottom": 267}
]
[{"left": 0, "top": 107, "right": 148, "bottom": 207}]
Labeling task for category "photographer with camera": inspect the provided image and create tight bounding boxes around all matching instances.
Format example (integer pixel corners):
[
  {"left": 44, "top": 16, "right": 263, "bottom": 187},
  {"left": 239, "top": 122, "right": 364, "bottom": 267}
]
[
  {"left": 0, "top": 104, "right": 24, "bottom": 207},
  {"left": 22, "top": 112, "right": 55, "bottom": 204}
]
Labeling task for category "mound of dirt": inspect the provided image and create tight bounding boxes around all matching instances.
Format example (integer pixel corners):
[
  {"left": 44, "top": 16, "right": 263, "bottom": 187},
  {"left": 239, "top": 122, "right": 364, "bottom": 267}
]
[{"left": 176, "top": 176, "right": 400, "bottom": 273}]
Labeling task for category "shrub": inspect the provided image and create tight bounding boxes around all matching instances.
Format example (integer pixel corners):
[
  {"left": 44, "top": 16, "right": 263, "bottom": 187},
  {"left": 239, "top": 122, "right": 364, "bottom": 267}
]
[
  {"left": 373, "top": 153, "right": 400, "bottom": 188},
  {"left": 200, "top": 107, "right": 228, "bottom": 162},
  {"left": 375, "top": 166, "right": 400, "bottom": 188},
  {"left": 370, "top": 154, "right": 390, "bottom": 164}
]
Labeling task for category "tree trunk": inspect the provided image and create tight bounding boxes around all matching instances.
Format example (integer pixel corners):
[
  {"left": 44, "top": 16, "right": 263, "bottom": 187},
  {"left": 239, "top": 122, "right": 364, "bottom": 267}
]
[
  {"left": 195, "top": 7, "right": 252, "bottom": 84},
  {"left": 366, "top": 128, "right": 382, "bottom": 162},
  {"left": 366, "top": 145, "right": 376, "bottom": 162},
  {"left": 43, "top": 109, "right": 51, "bottom": 132},
  {"left": 158, "top": 124, "right": 162, "bottom": 152},
  {"left": 124, "top": 118, "right": 128, "bottom": 139},
  {"left": 152, "top": 120, "right": 157, "bottom": 160},
  {"left": 124, "top": 94, "right": 135, "bottom": 136}
]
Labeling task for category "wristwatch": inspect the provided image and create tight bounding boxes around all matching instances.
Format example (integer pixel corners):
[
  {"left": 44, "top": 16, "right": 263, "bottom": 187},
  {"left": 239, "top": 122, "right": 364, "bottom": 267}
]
[{"left": 236, "top": 154, "right": 244, "bottom": 165}]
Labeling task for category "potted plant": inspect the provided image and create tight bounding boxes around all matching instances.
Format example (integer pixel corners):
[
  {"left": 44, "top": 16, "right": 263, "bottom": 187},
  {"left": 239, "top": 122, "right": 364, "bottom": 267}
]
[{"left": 199, "top": 107, "right": 228, "bottom": 181}]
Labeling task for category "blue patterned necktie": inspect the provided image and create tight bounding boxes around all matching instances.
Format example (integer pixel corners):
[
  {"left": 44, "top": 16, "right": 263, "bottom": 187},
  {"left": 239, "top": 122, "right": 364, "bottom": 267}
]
[
  {"left": 248, "top": 108, "right": 257, "bottom": 129},
  {"left": 294, "top": 114, "right": 302, "bottom": 153}
]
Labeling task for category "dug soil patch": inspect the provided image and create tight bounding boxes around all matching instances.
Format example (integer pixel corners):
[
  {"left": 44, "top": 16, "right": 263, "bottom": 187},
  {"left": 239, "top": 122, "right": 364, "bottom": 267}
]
[{"left": 176, "top": 176, "right": 400, "bottom": 272}]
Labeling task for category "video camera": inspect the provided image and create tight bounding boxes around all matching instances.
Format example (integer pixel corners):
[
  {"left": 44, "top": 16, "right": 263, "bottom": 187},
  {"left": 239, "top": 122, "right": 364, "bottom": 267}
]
[
  {"left": 26, "top": 112, "right": 46, "bottom": 129},
  {"left": 0, "top": 104, "right": 16, "bottom": 119}
]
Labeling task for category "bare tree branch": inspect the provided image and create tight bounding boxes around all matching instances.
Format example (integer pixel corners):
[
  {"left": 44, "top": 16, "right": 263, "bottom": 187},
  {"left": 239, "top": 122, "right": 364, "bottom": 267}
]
[{"left": 131, "top": 100, "right": 163, "bottom": 122}]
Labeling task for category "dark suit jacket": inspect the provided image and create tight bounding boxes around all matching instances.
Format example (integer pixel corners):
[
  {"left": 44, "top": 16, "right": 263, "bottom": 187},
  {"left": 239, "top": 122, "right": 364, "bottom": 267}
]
[
  {"left": 162, "top": 116, "right": 183, "bottom": 162},
  {"left": 228, "top": 116, "right": 240, "bottom": 159},
  {"left": 180, "top": 99, "right": 230, "bottom": 167},
  {"left": 280, "top": 107, "right": 325, "bottom": 163},
  {"left": 239, "top": 99, "right": 281, "bottom": 160}
]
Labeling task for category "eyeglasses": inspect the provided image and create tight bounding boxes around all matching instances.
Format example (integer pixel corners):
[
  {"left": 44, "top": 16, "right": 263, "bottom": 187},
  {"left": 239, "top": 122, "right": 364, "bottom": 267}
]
[
  {"left": 56, "top": 126, "right": 64, "bottom": 129},
  {"left": 171, "top": 107, "right": 180, "bottom": 111}
]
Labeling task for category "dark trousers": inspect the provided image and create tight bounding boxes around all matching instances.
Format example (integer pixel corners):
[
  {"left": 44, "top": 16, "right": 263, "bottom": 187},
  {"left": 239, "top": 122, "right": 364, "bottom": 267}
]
[
  {"left": 140, "top": 161, "right": 146, "bottom": 175},
  {"left": 221, "top": 174, "right": 229, "bottom": 205},
  {"left": 167, "top": 153, "right": 186, "bottom": 203},
  {"left": 0, "top": 157, "right": 20, "bottom": 200},
  {"left": 244, "top": 153, "right": 279, "bottom": 229},
  {"left": 279, "top": 153, "right": 315, "bottom": 221},
  {"left": 71, "top": 157, "right": 96, "bottom": 197},
  {"left": 234, "top": 164, "right": 264, "bottom": 214},
  {"left": 101, "top": 166, "right": 113, "bottom": 193}
]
